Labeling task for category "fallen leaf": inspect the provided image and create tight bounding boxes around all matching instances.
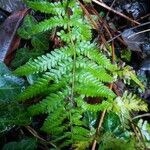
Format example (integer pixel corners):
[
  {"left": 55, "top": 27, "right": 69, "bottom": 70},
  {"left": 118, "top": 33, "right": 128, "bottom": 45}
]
[
  {"left": 0, "top": 9, "right": 30, "bottom": 64},
  {"left": 0, "top": 62, "right": 24, "bottom": 100},
  {"left": 0, "top": 62, "right": 30, "bottom": 133},
  {"left": 0, "top": 0, "right": 26, "bottom": 13}
]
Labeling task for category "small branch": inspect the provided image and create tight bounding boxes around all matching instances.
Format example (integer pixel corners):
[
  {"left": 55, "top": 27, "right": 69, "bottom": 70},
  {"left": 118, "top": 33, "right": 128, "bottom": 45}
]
[
  {"left": 92, "top": 0, "right": 140, "bottom": 25},
  {"left": 131, "top": 123, "right": 141, "bottom": 142},
  {"left": 111, "top": 41, "right": 115, "bottom": 63},
  {"left": 97, "top": 110, "right": 107, "bottom": 132},
  {"left": 91, "top": 140, "right": 97, "bottom": 150},
  {"left": 26, "top": 126, "right": 47, "bottom": 142},
  {"left": 132, "top": 122, "right": 147, "bottom": 149},
  {"left": 128, "top": 28, "right": 150, "bottom": 38},
  {"left": 107, "top": 21, "right": 150, "bottom": 43},
  {"left": 25, "top": 126, "right": 58, "bottom": 149},
  {"left": 91, "top": 110, "right": 106, "bottom": 150},
  {"left": 91, "top": 84, "right": 113, "bottom": 150},
  {"left": 79, "top": 1, "right": 99, "bottom": 30},
  {"left": 132, "top": 113, "right": 150, "bottom": 120}
]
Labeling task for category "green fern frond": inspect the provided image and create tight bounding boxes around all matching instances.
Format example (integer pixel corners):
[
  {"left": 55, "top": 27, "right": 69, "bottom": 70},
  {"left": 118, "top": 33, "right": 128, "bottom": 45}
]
[
  {"left": 72, "top": 126, "right": 93, "bottom": 141},
  {"left": 27, "top": 1, "right": 64, "bottom": 15},
  {"left": 28, "top": 90, "right": 69, "bottom": 115},
  {"left": 14, "top": 46, "right": 73, "bottom": 75},
  {"left": 58, "top": 25, "right": 92, "bottom": 42},
  {"left": 76, "top": 97, "right": 112, "bottom": 112},
  {"left": 14, "top": 0, "right": 119, "bottom": 148},
  {"left": 76, "top": 41, "right": 117, "bottom": 71},
  {"left": 121, "top": 91, "right": 147, "bottom": 112},
  {"left": 114, "top": 91, "right": 148, "bottom": 113},
  {"left": 76, "top": 72, "right": 116, "bottom": 98},
  {"left": 73, "top": 141, "right": 90, "bottom": 150},
  {"left": 85, "top": 68, "right": 114, "bottom": 83},
  {"left": 71, "top": 109, "right": 84, "bottom": 126},
  {"left": 30, "top": 16, "right": 69, "bottom": 35},
  {"left": 137, "top": 119, "right": 150, "bottom": 141},
  {"left": 16, "top": 74, "right": 53, "bottom": 101},
  {"left": 41, "top": 106, "right": 69, "bottom": 134},
  {"left": 26, "top": 0, "right": 75, "bottom": 15},
  {"left": 101, "top": 132, "right": 136, "bottom": 150},
  {"left": 113, "top": 91, "right": 148, "bottom": 127}
]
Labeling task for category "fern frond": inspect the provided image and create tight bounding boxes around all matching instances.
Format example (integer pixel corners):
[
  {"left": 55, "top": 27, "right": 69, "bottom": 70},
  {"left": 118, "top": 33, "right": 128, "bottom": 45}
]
[
  {"left": 72, "top": 20, "right": 92, "bottom": 41},
  {"left": 26, "top": 0, "right": 75, "bottom": 15},
  {"left": 71, "top": 109, "right": 84, "bottom": 126},
  {"left": 28, "top": 90, "right": 69, "bottom": 115},
  {"left": 27, "top": 1, "right": 64, "bottom": 15},
  {"left": 41, "top": 106, "right": 69, "bottom": 134},
  {"left": 58, "top": 25, "right": 92, "bottom": 42},
  {"left": 114, "top": 91, "right": 148, "bottom": 113},
  {"left": 137, "top": 119, "right": 150, "bottom": 141},
  {"left": 72, "top": 126, "right": 92, "bottom": 141},
  {"left": 14, "top": 46, "right": 73, "bottom": 75},
  {"left": 17, "top": 74, "right": 53, "bottom": 101},
  {"left": 113, "top": 91, "right": 148, "bottom": 127},
  {"left": 14, "top": 0, "right": 119, "bottom": 148},
  {"left": 101, "top": 132, "right": 136, "bottom": 150},
  {"left": 76, "top": 41, "right": 118, "bottom": 71},
  {"left": 86, "top": 68, "right": 114, "bottom": 83},
  {"left": 73, "top": 141, "right": 90, "bottom": 150},
  {"left": 30, "top": 16, "right": 69, "bottom": 35},
  {"left": 76, "top": 72, "right": 116, "bottom": 98},
  {"left": 76, "top": 97, "right": 112, "bottom": 112}
]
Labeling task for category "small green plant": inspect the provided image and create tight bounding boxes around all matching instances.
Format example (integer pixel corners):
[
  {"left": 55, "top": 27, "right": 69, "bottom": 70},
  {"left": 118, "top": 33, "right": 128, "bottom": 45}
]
[
  {"left": 5, "top": 0, "right": 149, "bottom": 149},
  {"left": 11, "top": 15, "right": 49, "bottom": 68},
  {"left": 14, "top": 0, "right": 117, "bottom": 148}
]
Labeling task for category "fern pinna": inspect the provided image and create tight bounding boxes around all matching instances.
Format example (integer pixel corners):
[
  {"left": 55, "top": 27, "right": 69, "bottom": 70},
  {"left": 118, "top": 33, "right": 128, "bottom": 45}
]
[{"left": 14, "top": 0, "right": 118, "bottom": 148}]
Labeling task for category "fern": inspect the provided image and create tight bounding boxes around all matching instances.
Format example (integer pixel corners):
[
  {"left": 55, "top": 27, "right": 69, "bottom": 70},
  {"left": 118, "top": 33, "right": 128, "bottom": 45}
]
[
  {"left": 113, "top": 91, "right": 148, "bottom": 128},
  {"left": 13, "top": 0, "right": 148, "bottom": 149}
]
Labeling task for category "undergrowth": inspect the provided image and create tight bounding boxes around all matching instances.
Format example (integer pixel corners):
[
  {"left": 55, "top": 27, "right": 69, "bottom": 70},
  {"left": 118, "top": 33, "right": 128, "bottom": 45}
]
[{"left": 1, "top": 0, "right": 150, "bottom": 150}]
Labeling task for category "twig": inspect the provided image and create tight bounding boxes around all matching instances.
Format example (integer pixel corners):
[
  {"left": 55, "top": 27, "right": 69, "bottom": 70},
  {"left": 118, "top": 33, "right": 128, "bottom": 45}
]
[
  {"left": 99, "top": 0, "right": 116, "bottom": 34},
  {"left": 137, "top": 13, "right": 150, "bottom": 21},
  {"left": 25, "top": 126, "right": 58, "bottom": 149},
  {"left": 111, "top": 41, "right": 115, "bottom": 63},
  {"left": 26, "top": 126, "right": 47, "bottom": 142},
  {"left": 105, "top": 0, "right": 117, "bottom": 18},
  {"left": 131, "top": 122, "right": 141, "bottom": 142},
  {"left": 131, "top": 121, "right": 147, "bottom": 149},
  {"left": 107, "top": 21, "right": 150, "bottom": 43},
  {"left": 128, "top": 28, "right": 150, "bottom": 38},
  {"left": 79, "top": 2, "right": 99, "bottom": 30},
  {"left": 132, "top": 113, "right": 150, "bottom": 120},
  {"left": 91, "top": 110, "right": 106, "bottom": 150},
  {"left": 92, "top": 0, "right": 140, "bottom": 25},
  {"left": 91, "top": 84, "right": 113, "bottom": 150}
]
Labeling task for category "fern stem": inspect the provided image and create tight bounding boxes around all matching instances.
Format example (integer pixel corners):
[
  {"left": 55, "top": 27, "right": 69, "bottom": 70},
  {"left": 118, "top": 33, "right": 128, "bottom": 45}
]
[
  {"left": 68, "top": 23, "right": 76, "bottom": 105},
  {"left": 67, "top": 5, "right": 77, "bottom": 144}
]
